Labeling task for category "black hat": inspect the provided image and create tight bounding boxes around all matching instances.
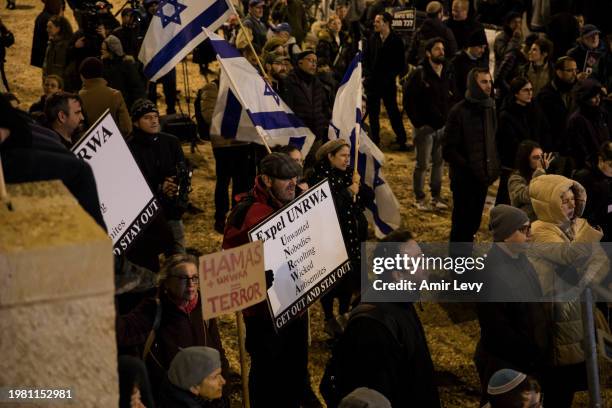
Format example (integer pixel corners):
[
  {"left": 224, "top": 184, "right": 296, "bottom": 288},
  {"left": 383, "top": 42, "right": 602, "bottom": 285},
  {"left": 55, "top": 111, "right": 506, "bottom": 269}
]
[
  {"left": 466, "top": 29, "right": 487, "bottom": 47},
  {"left": 259, "top": 152, "right": 302, "bottom": 179},
  {"left": 130, "top": 98, "right": 158, "bottom": 120},
  {"left": 296, "top": 50, "right": 316, "bottom": 61}
]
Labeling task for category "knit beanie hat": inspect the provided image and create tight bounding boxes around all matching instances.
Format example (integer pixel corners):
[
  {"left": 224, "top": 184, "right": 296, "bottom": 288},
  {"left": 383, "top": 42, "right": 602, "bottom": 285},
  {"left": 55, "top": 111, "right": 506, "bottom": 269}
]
[
  {"left": 315, "top": 139, "right": 350, "bottom": 162},
  {"left": 466, "top": 29, "right": 487, "bottom": 47},
  {"left": 79, "top": 57, "right": 103, "bottom": 79},
  {"left": 489, "top": 204, "right": 529, "bottom": 241},
  {"left": 168, "top": 347, "right": 221, "bottom": 391},
  {"left": 487, "top": 369, "right": 527, "bottom": 396},
  {"left": 296, "top": 50, "right": 316, "bottom": 61},
  {"left": 130, "top": 98, "right": 158, "bottom": 120},
  {"left": 339, "top": 387, "right": 392, "bottom": 408},
  {"left": 104, "top": 35, "right": 125, "bottom": 57},
  {"left": 259, "top": 152, "right": 302, "bottom": 179}
]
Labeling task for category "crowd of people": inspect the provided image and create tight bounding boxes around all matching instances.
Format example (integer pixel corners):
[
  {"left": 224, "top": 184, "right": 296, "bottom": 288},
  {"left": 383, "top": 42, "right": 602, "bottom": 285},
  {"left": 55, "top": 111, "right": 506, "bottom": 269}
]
[{"left": 2, "top": 0, "right": 612, "bottom": 406}]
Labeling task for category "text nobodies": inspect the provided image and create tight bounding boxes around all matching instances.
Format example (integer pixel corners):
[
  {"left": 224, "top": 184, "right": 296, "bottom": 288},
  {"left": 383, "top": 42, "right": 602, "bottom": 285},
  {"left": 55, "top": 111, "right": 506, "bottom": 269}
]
[
  {"left": 249, "top": 179, "right": 351, "bottom": 330},
  {"left": 71, "top": 111, "right": 160, "bottom": 255}
]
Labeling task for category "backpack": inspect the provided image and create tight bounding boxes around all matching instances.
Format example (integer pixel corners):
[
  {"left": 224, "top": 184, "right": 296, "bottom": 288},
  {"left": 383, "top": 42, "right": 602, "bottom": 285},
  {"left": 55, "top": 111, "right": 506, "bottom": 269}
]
[{"left": 319, "top": 304, "right": 402, "bottom": 407}]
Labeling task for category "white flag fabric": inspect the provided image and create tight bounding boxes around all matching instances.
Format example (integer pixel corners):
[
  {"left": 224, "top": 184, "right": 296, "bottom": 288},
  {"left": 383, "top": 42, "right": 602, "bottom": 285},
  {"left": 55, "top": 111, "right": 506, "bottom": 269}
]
[
  {"left": 329, "top": 52, "right": 401, "bottom": 238},
  {"left": 207, "top": 30, "right": 315, "bottom": 156},
  {"left": 139, "top": 0, "right": 232, "bottom": 82}
]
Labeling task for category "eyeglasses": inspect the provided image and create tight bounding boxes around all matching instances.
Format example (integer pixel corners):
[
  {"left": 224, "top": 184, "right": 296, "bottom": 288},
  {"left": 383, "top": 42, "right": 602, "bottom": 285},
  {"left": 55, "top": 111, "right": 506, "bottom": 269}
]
[{"left": 169, "top": 275, "right": 199, "bottom": 284}]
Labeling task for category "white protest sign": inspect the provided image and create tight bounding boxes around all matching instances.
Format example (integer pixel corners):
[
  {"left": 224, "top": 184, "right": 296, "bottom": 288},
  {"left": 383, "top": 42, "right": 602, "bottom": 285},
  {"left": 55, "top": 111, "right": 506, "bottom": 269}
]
[
  {"left": 200, "top": 241, "right": 267, "bottom": 319},
  {"left": 249, "top": 179, "right": 351, "bottom": 330},
  {"left": 71, "top": 110, "right": 160, "bottom": 255}
]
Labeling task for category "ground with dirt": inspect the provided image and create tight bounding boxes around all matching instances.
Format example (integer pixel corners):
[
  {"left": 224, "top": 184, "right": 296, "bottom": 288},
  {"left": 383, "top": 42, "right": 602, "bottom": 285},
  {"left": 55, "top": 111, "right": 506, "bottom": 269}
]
[{"left": 2, "top": 1, "right": 610, "bottom": 406}]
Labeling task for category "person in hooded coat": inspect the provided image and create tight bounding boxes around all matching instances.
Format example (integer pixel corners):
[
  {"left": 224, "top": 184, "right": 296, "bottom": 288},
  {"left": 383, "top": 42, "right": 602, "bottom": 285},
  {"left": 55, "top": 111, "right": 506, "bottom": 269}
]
[
  {"left": 527, "top": 174, "right": 609, "bottom": 408},
  {"left": 443, "top": 67, "right": 500, "bottom": 251},
  {"left": 567, "top": 78, "right": 611, "bottom": 172}
]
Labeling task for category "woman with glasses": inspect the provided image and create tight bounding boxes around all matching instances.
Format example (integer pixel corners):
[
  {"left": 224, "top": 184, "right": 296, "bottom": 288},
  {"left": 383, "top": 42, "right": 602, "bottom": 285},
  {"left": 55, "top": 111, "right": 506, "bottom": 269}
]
[
  {"left": 496, "top": 77, "right": 548, "bottom": 205},
  {"left": 508, "top": 140, "right": 553, "bottom": 221},
  {"left": 527, "top": 174, "right": 609, "bottom": 407},
  {"left": 116, "top": 254, "right": 229, "bottom": 405}
]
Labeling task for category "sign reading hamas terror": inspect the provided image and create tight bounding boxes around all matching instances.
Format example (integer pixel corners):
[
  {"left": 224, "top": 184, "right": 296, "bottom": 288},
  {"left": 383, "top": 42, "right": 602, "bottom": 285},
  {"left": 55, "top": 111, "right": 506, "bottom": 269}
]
[
  {"left": 249, "top": 179, "right": 351, "bottom": 330},
  {"left": 71, "top": 110, "right": 160, "bottom": 255}
]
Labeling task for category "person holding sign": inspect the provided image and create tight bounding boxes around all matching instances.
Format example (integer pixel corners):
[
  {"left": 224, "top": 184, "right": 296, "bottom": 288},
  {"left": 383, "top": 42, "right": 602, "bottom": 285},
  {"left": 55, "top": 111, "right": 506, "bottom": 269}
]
[
  {"left": 222, "top": 153, "right": 314, "bottom": 408},
  {"left": 308, "top": 140, "right": 373, "bottom": 336}
]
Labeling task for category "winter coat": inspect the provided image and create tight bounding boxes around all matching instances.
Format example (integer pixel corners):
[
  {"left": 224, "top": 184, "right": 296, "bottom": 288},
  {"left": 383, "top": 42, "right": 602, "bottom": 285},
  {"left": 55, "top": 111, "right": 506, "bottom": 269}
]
[
  {"left": 316, "top": 29, "right": 350, "bottom": 80},
  {"left": 242, "top": 14, "right": 267, "bottom": 50},
  {"left": 574, "top": 166, "right": 612, "bottom": 241},
  {"left": 535, "top": 78, "right": 576, "bottom": 153},
  {"left": 407, "top": 17, "right": 457, "bottom": 65},
  {"left": 102, "top": 56, "right": 146, "bottom": 110},
  {"left": 281, "top": 68, "right": 331, "bottom": 140},
  {"left": 496, "top": 100, "right": 548, "bottom": 168},
  {"left": 508, "top": 168, "right": 545, "bottom": 221},
  {"left": 116, "top": 291, "right": 229, "bottom": 397},
  {"left": 332, "top": 302, "right": 441, "bottom": 408},
  {"left": 363, "top": 30, "right": 406, "bottom": 89},
  {"left": 518, "top": 62, "right": 553, "bottom": 97},
  {"left": 403, "top": 61, "right": 456, "bottom": 130},
  {"left": 31, "top": 10, "right": 53, "bottom": 67},
  {"left": 79, "top": 78, "right": 132, "bottom": 138},
  {"left": 159, "top": 378, "right": 220, "bottom": 408},
  {"left": 307, "top": 160, "right": 372, "bottom": 265},
  {"left": 494, "top": 48, "right": 528, "bottom": 100},
  {"left": 43, "top": 37, "right": 71, "bottom": 81},
  {"left": 443, "top": 75, "right": 500, "bottom": 186},
  {"left": 567, "top": 42, "right": 607, "bottom": 74},
  {"left": 493, "top": 31, "right": 521, "bottom": 71},
  {"left": 567, "top": 106, "right": 611, "bottom": 171},
  {"left": 527, "top": 174, "right": 608, "bottom": 366},
  {"left": 475, "top": 244, "right": 550, "bottom": 384},
  {"left": 449, "top": 50, "right": 488, "bottom": 99}
]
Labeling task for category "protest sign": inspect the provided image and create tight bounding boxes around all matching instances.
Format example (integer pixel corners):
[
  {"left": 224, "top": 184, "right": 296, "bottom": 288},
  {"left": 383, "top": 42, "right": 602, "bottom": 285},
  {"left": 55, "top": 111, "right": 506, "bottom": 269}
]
[
  {"left": 386, "top": 7, "right": 417, "bottom": 32},
  {"left": 200, "top": 241, "right": 267, "bottom": 319},
  {"left": 71, "top": 110, "right": 160, "bottom": 255},
  {"left": 249, "top": 179, "right": 351, "bottom": 330}
]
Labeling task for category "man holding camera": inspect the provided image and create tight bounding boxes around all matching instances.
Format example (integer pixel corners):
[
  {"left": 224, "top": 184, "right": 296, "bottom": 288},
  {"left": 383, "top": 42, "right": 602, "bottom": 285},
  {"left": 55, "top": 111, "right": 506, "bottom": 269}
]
[{"left": 127, "top": 99, "right": 190, "bottom": 270}]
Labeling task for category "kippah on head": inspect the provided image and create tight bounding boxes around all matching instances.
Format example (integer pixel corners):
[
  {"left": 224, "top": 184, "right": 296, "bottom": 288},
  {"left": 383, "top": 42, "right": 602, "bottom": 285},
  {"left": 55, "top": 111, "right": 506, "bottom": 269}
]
[{"left": 488, "top": 369, "right": 527, "bottom": 396}]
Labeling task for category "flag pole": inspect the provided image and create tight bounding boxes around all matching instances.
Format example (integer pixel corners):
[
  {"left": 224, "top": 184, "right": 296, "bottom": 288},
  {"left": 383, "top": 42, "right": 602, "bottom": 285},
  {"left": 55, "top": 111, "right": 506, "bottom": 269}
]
[
  {"left": 0, "top": 155, "right": 8, "bottom": 202},
  {"left": 352, "top": 43, "right": 362, "bottom": 202},
  {"left": 235, "top": 311, "right": 251, "bottom": 408},
  {"left": 229, "top": 3, "right": 269, "bottom": 82}
]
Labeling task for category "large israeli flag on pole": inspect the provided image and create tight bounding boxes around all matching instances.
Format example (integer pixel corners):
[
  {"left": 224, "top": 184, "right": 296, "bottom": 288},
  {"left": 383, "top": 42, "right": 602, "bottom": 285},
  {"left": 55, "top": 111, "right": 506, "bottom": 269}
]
[
  {"left": 139, "top": 0, "right": 232, "bottom": 81},
  {"left": 207, "top": 30, "right": 315, "bottom": 156},
  {"left": 329, "top": 51, "right": 401, "bottom": 238}
]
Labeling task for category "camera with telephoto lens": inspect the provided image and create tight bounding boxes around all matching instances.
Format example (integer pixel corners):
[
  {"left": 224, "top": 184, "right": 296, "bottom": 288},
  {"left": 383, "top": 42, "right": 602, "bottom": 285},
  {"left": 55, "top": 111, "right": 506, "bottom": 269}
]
[
  {"left": 170, "top": 161, "right": 193, "bottom": 214},
  {"left": 80, "top": 1, "right": 113, "bottom": 39}
]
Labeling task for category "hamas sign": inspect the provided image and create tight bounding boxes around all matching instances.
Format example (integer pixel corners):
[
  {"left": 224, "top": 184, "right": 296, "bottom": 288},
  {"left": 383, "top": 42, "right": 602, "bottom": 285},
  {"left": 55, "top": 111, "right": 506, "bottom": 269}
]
[
  {"left": 71, "top": 110, "right": 160, "bottom": 255},
  {"left": 249, "top": 179, "right": 351, "bottom": 330}
]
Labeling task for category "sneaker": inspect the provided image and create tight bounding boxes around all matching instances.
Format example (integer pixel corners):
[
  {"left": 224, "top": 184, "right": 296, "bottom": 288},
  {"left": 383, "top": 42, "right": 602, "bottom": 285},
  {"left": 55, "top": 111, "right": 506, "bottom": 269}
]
[
  {"left": 414, "top": 199, "right": 430, "bottom": 211},
  {"left": 431, "top": 196, "right": 449, "bottom": 210}
]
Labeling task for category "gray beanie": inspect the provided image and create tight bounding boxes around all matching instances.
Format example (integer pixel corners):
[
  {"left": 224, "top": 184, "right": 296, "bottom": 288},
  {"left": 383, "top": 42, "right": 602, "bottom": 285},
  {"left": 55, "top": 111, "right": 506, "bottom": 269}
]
[
  {"left": 339, "top": 387, "right": 392, "bottom": 408},
  {"left": 104, "top": 35, "right": 125, "bottom": 57},
  {"left": 489, "top": 204, "right": 529, "bottom": 241},
  {"left": 168, "top": 347, "right": 221, "bottom": 390}
]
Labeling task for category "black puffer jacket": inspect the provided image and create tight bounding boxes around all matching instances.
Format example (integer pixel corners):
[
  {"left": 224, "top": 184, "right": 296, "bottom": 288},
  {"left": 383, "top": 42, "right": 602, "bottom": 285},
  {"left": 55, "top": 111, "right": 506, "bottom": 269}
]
[
  {"left": 443, "top": 74, "right": 500, "bottom": 185},
  {"left": 535, "top": 78, "right": 576, "bottom": 154},
  {"left": 281, "top": 69, "right": 331, "bottom": 141}
]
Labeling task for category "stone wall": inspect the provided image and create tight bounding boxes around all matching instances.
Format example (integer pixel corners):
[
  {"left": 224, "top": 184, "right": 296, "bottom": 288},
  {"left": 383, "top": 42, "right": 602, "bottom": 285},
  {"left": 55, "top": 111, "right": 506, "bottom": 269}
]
[{"left": 0, "top": 181, "right": 117, "bottom": 407}]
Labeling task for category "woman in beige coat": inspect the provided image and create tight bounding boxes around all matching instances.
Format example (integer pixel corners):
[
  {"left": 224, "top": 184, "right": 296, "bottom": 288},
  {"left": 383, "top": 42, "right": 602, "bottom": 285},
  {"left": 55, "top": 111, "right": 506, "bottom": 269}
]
[{"left": 527, "top": 174, "right": 608, "bottom": 407}]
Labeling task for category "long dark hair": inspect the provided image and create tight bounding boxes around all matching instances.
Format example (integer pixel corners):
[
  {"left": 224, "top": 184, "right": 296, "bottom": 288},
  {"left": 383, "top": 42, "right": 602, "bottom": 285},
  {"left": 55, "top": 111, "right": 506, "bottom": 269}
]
[
  {"left": 515, "top": 140, "right": 541, "bottom": 182},
  {"left": 48, "top": 15, "right": 73, "bottom": 40}
]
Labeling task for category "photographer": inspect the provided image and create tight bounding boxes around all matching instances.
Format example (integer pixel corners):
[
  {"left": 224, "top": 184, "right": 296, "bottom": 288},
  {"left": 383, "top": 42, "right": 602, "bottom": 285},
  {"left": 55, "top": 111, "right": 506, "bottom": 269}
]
[{"left": 127, "top": 99, "right": 190, "bottom": 257}]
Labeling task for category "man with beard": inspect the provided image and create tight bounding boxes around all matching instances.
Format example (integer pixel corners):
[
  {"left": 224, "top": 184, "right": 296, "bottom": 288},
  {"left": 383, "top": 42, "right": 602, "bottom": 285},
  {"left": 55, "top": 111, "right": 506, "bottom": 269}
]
[
  {"left": 222, "top": 153, "right": 316, "bottom": 408},
  {"left": 535, "top": 56, "right": 578, "bottom": 173},
  {"left": 264, "top": 52, "right": 289, "bottom": 93},
  {"left": 43, "top": 91, "right": 85, "bottom": 149},
  {"left": 404, "top": 37, "right": 456, "bottom": 211}
]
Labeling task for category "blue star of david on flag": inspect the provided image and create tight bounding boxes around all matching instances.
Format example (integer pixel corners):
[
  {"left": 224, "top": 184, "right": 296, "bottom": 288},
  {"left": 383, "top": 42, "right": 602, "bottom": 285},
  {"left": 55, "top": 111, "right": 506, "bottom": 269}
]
[
  {"left": 263, "top": 83, "right": 280, "bottom": 106},
  {"left": 155, "top": 0, "right": 188, "bottom": 28}
]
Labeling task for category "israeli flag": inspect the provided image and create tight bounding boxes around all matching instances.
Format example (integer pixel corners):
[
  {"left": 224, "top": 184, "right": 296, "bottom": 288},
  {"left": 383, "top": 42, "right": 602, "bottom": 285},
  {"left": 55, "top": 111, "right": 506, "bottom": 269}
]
[
  {"left": 139, "top": 0, "right": 232, "bottom": 82},
  {"left": 207, "top": 30, "right": 315, "bottom": 156},
  {"left": 329, "top": 51, "right": 401, "bottom": 238}
]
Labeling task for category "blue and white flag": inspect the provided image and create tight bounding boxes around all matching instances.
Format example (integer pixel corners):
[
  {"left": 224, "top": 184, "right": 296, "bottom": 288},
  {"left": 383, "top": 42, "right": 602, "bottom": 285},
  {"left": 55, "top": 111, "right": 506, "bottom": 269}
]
[
  {"left": 329, "top": 51, "right": 401, "bottom": 238},
  {"left": 207, "top": 30, "right": 315, "bottom": 156},
  {"left": 139, "top": 0, "right": 232, "bottom": 81}
]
